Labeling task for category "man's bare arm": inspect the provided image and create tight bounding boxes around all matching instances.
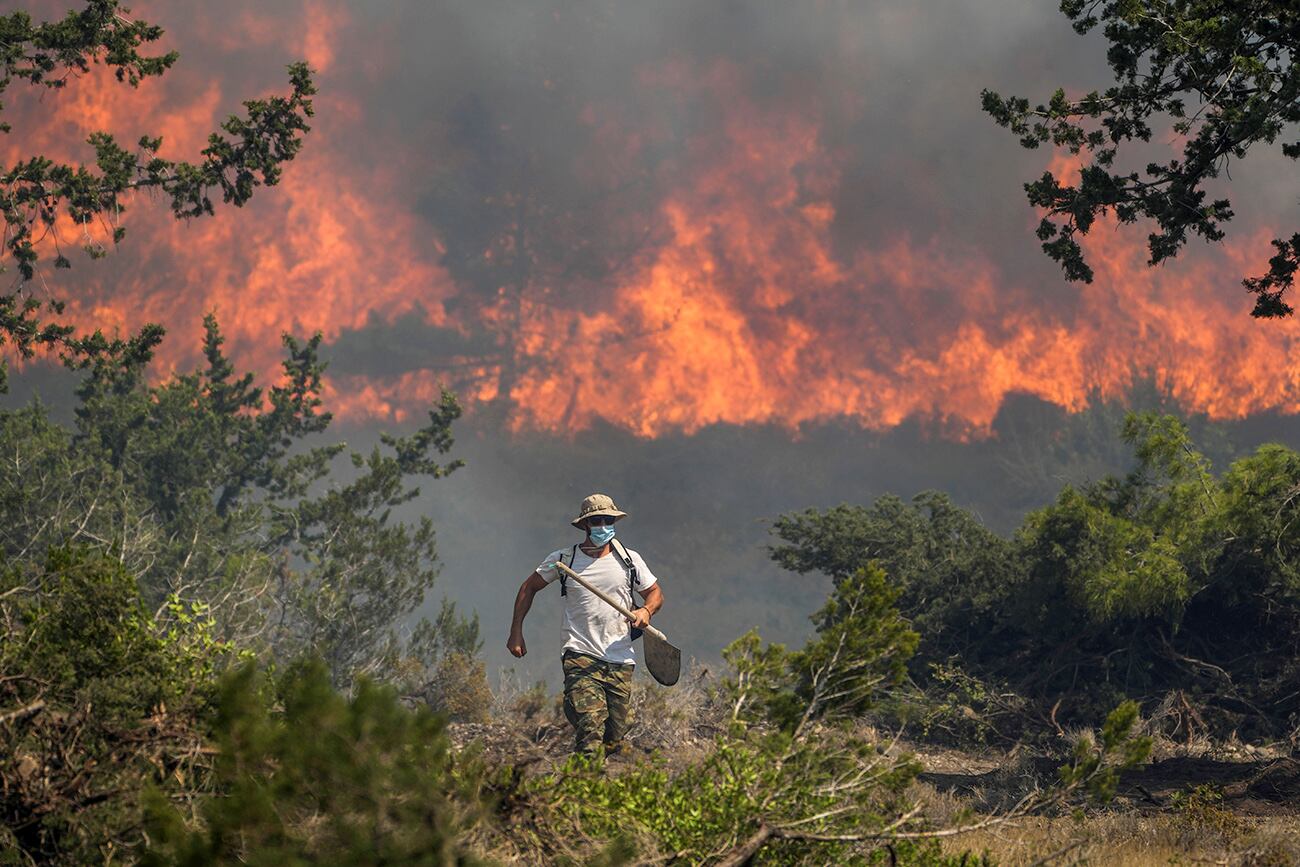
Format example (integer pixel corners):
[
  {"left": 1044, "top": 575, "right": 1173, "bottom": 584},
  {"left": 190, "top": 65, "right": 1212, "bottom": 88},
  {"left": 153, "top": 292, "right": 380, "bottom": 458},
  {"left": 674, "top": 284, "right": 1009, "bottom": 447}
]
[
  {"left": 629, "top": 582, "right": 663, "bottom": 629},
  {"left": 507, "top": 572, "right": 550, "bottom": 658}
]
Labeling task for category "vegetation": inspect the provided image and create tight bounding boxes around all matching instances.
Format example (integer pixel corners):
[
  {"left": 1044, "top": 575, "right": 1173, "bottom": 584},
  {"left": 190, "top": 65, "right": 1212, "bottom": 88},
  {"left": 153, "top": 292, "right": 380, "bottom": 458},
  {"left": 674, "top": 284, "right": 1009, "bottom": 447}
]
[
  {"left": 773, "top": 412, "right": 1300, "bottom": 743},
  {"left": 1, "top": 546, "right": 233, "bottom": 861},
  {"left": 140, "top": 662, "right": 490, "bottom": 866},
  {"left": 0, "top": 517, "right": 1151, "bottom": 864},
  {"left": 0, "top": 320, "right": 491, "bottom": 862},
  {"left": 4, "top": 3, "right": 1299, "bottom": 865},
  {"left": 0, "top": 334, "right": 1175, "bottom": 864},
  {"left": 0, "top": 316, "right": 478, "bottom": 690},
  {"left": 982, "top": 0, "right": 1299, "bottom": 316},
  {"left": 0, "top": 311, "right": 1168, "bottom": 864}
]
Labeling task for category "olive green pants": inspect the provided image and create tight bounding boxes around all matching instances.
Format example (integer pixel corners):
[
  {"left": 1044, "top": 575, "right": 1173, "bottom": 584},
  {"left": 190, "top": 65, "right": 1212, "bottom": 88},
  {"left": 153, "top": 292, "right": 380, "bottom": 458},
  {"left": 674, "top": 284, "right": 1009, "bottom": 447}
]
[{"left": 562, "top": 650, "right": 633, "bottom": 755}]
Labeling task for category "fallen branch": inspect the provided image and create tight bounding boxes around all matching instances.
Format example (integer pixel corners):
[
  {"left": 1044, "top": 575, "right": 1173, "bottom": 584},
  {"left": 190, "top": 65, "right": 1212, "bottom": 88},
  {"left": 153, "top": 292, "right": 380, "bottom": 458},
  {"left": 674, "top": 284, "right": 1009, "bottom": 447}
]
[
  {"left": 0, "top": 699, "right": 45, "bottom": 725},
  {"left": 715, "top": 823, "right": 773, "bottom": 867}
]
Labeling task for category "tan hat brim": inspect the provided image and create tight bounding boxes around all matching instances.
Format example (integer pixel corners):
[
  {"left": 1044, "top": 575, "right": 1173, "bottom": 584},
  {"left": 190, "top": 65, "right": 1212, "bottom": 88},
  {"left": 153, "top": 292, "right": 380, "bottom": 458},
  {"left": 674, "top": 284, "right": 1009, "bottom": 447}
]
[{"left": 571, "top": 509, "right": 628, "bottom": 528}]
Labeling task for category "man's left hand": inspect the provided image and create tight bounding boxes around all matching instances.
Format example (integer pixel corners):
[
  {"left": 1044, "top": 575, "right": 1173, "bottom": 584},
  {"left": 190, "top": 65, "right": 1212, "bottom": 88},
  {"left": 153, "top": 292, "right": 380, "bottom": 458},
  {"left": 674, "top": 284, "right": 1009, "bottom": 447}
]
[{"left": 628, "top": 607, "right": 651, "bottom": 629}]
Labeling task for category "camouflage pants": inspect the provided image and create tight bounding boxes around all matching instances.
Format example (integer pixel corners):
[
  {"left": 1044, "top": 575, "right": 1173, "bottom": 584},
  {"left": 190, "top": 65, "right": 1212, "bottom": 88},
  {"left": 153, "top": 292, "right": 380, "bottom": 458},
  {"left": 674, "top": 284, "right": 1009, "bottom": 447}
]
[{"left": 562, "top": 650, "right": 633, "bottom": 755}]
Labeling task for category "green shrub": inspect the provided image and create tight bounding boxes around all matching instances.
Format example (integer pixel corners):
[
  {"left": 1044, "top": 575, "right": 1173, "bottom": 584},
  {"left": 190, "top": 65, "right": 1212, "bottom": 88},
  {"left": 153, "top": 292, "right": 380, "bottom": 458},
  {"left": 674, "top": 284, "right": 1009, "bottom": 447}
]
[
  {"left": 771, "top": 412, "right": 1300, "bottom": 738},
  {"left": 142, "top": 661, "right": 489, "bottom": 865},
  {"left": 502, "top": 565, "right": 940, "bottom": 865},
  {"left": 0, "top": 546, "right": 236, "bottom": 863}
]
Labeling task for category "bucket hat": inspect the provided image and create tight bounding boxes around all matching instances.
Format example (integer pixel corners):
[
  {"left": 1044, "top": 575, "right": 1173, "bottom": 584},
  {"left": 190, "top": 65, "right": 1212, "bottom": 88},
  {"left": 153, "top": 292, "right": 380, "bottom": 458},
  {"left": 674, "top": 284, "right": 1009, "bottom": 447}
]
[{"left": 571, "top": 493, "right": 628, "bottom": 528}]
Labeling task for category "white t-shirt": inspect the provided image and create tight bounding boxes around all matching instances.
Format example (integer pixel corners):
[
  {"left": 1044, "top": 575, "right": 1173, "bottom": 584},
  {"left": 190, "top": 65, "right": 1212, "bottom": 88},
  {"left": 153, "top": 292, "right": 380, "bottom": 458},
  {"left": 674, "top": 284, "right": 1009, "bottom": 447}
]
[{"left": 536, "top": 544, "right": 659, "bottom": 665}]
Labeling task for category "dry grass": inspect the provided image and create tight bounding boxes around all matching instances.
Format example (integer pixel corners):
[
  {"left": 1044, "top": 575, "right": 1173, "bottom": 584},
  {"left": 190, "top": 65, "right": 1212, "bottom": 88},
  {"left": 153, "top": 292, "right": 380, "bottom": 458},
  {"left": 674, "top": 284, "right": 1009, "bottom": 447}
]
[
  {"left": 460, "top": 677, "right": 1300, "bottom": 865},
  {"left": 454, "top": 662, "right": 723, "bottom": 774},
  {"left": 907, "top": 723, "right": 1300, "bottom": 866},
  {"left": 935, "top": 812, "right": 1300, "bottom": 866}
]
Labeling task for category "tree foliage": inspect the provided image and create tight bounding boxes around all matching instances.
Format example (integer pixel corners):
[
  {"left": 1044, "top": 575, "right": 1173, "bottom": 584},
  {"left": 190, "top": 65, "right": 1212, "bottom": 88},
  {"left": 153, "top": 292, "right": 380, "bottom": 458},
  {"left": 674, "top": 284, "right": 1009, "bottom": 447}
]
[
  {"left": 2, "top": 536, "right": 1147, "bottom": 865},
  {"left": 0, "top": 315, "right": 476, "bottom": 691},
  {"left": 982, "top": 0, "right": 1300, "bottom": 316},
  {"left": 141, "top": 662, "right": 489, "bottom": 867},
  {"left": 773, "top": 413, "right": 1300, "bottom": 738},
  {"left": 770, "top": 493, "right": 1021, "bottom": 672},
  {"left": 0, "top": 318, "right": 486, "bottom": 861},
  {"left": 2, "top": 349, "right": 1182, "bottom": 863},
  {"left": 0, "top": 546, "right": 235, "bottom": 862},
  {"left": 721, "top": 566, "right": 918, "bottom": 733}
]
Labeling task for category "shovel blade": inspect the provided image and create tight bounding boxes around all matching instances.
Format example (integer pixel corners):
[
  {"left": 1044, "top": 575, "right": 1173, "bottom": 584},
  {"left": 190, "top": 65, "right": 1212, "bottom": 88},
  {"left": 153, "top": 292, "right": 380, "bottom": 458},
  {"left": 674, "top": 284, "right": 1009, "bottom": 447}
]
[{"left": 643, "top": 630, "right": 681, "bottom": 686}]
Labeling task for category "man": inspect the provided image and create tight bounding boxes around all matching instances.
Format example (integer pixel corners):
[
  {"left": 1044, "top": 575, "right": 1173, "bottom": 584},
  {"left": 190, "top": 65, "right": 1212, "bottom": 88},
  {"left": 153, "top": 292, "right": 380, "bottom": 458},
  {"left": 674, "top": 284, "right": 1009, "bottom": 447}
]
[{"left": 507, "top": 493, "right": 664, "bottom": 756}]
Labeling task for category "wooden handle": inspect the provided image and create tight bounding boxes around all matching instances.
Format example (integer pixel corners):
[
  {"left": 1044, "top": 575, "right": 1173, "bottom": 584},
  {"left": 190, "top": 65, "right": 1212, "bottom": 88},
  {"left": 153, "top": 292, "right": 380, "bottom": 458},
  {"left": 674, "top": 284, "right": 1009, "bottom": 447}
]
[{"left": 554, "top": 559, "right": 668, "bottom": 642}]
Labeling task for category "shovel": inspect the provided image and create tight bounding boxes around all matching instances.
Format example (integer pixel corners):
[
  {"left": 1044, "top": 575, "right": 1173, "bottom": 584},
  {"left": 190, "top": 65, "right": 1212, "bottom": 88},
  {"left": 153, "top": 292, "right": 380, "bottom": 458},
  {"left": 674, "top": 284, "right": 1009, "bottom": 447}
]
[{"left": 554, "top": 560, "right": 681, "bottom": 686}]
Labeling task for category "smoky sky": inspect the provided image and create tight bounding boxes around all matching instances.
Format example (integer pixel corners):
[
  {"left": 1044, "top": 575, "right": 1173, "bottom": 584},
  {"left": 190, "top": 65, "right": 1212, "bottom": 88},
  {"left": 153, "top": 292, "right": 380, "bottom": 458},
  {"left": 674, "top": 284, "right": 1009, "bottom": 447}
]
[
  {"left": 16, "top": 0, "right": 1294, "bottom": 396},
  {"left": 308, "top": 0, "right": 1295, "bottom": 388},
  {"left": 9, "top": 1, "right": 1300, "bottom": 684}
]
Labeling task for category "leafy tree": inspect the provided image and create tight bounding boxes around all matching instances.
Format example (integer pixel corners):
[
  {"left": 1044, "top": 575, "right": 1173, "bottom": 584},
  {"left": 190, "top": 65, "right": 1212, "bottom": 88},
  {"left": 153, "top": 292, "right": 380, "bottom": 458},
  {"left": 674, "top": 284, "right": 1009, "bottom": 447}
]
[
  {"left": 772, "top": 413, "right": 1300, "bottom": 737},
  {"left": 1019, "top": 487, "right": 1190, "bottom": 626},
  {"left": 1, "top": 546, "right": 230, "bottom": 719},
  {"left": 1213, "top": 443, "right": 1300, "bottom": 607},
  {"left": 717, "top": 569, "right": 918, "bottom": 735},
  {"left": 782, "top": 565, "right": 920, "bottom": 728},
  {"left": 269, "top": 380, "right": 465, "bottom": 685},
  {"left": 770, "top": 493, "right": 1021, "bottom": 669},
  {"left": 982, "top": 1, "right": 1300, "bottom": 315},
  {"left": 0, "top": 1, "right": 314, "bottom": 369}
]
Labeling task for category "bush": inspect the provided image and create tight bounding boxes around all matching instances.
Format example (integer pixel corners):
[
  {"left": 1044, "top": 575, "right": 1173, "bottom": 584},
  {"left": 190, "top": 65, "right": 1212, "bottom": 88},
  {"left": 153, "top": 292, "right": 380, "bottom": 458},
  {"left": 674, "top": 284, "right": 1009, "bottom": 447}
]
[
  {"left": 770, "top": 493, "right": 1020, "bottom": 673},
  {"left": 141, "top": 661, "right": 489, "bottom": 865},
  {"left": 0, "top": 546, "right": 233, "bottom": 863},
  {"left": 427, "top": 651, "right": 494, "bottom": 724}
]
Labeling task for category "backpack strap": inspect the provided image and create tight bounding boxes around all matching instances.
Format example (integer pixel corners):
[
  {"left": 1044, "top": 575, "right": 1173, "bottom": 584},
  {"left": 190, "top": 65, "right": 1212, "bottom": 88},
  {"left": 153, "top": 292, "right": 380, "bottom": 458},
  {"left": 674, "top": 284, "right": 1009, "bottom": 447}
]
[
  {"left": 558, "top": 544, "right": 578, "bottom": 597},
  {"left": 610, "top": 539, "right": 644, "bottom": 642},
  {"left": 610, "top": 538, "right": 639, "bottom": 590}
]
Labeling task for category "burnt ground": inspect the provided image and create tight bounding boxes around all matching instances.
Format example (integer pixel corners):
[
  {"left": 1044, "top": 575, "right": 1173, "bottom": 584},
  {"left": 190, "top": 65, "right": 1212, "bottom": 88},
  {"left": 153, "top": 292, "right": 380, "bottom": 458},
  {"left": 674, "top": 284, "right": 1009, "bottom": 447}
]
[{"left": 920, "top": 755, "right": 1300, "bottom": 817}]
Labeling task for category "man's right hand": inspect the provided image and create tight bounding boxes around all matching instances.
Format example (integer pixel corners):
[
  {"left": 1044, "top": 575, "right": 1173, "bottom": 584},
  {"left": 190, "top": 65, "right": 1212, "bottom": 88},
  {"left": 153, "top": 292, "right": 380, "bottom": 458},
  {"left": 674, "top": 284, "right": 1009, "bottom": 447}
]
[{"left": 507, "top": 632, "right": 527, "bottom": 658}]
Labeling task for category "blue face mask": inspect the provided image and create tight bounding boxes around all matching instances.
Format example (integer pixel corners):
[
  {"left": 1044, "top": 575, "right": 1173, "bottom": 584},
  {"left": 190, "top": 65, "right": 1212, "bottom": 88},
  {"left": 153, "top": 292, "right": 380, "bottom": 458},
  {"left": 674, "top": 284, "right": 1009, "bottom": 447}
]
[{"left": 587, "top": 523, "right": 616, "bottom": 546}]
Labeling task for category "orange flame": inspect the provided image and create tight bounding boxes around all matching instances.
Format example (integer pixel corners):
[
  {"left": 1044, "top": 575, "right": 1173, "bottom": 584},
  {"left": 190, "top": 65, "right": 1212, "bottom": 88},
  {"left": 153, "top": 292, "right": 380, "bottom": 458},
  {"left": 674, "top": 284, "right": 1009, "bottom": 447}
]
[
  {"left": 8, "top": 1, "right": 458, "bottom": 386},
  {"left": 7, "top": 9, "right": 1299, "bottom": 438},
  {"left": 504, "top": 72, "right": 1299, "bottom": 436}
]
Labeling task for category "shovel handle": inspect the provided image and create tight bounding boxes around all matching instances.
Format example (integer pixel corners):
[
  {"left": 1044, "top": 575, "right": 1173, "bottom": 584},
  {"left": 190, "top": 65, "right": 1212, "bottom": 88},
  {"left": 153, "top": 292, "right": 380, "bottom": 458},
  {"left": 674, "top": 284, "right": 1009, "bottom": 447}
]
[{"left": 554, "top": 559, "right": 669, "bottom": 643}]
